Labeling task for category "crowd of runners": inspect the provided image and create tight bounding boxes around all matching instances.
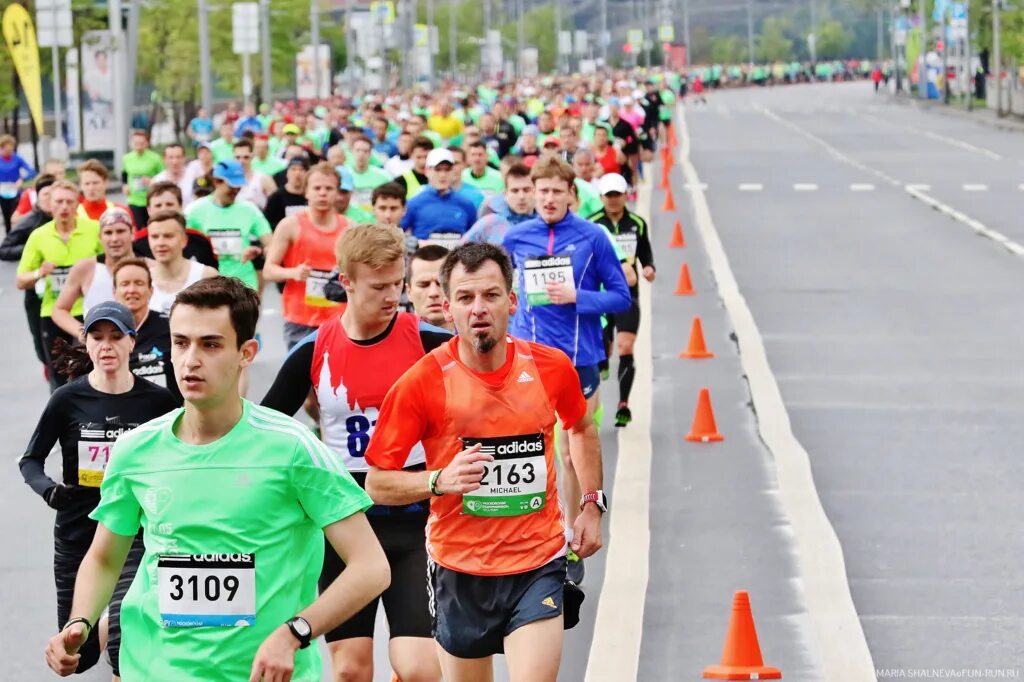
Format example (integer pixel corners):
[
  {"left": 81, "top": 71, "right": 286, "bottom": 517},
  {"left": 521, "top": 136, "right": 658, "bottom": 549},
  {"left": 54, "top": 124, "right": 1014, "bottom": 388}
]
[{"left": 1, "top": 64, "right": 692, "bottom": 681}]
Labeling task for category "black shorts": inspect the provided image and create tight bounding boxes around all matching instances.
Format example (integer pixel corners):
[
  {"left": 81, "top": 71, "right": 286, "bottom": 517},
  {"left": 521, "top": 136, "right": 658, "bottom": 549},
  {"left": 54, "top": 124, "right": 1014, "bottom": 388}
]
[
  {"left": 609, "top": 296, "right": 641, "bottom": 335},
  {"left": 320, "top": 517, "right": 432, "bottom": 642},
  {"left": 428, "top": 557, "right": 566, "bottom": 659},
  {"left": 574, "top": 365, "right": 600, "bottom": 399}
]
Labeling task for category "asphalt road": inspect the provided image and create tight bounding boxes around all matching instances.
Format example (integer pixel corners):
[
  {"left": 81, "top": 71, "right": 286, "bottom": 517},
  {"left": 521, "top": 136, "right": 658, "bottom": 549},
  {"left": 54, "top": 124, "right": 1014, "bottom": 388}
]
[{"left": 4, "top": 80, "right": 1024, "bottom": 681}]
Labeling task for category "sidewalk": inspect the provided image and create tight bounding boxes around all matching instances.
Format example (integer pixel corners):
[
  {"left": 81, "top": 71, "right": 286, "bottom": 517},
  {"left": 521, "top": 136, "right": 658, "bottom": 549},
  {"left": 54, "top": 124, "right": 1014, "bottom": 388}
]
[{"left": 886, "top": 91, "right": 1024, "bottom": 134}]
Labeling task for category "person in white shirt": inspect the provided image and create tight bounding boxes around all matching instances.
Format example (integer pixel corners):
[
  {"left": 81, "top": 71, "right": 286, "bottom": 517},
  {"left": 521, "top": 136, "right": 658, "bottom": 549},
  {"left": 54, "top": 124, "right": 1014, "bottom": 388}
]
[{"left": 152, "top": 144, "right": 193, "bottom": 207}]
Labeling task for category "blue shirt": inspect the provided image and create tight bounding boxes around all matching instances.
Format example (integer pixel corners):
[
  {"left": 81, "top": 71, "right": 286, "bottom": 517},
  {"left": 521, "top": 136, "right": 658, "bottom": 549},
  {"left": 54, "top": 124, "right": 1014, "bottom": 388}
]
[
  {"left": 456, "top": 184, "right": 485, "bottom": 212},
  {"left": 503, "top": 211, "right": 631, "bottom": 367},
  {"left": 400, "top": 186, "right": 477, "bottom": 239},
  {"left": 234, "top": 116, "right": 264, "bottom": 138},
  {"left": 0, "top": 153, "right": 35, "bottom": 186},
  {"left": 188, "top": 117, "right": 214, "bottom": 141},
  {"left": 372, "top": 139, "right": 398, "bottom": 158}
]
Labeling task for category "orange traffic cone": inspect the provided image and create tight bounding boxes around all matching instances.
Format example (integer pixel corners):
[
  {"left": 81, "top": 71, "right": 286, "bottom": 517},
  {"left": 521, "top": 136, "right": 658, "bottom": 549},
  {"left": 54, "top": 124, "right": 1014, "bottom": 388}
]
[
  {"left": 669, "top": 220, "right": 686, "bottom": 248},
  {"left": 673, "top": 263, "right": 695, "bottom": 295},
  {"left": 703, "top": 591, "right": 781, "bottom": 679},
  {"left": 669, "top": 126, "right": 678, "bottom": 147},
  {"left": 685, "top": 387, "right": 723, "bottom": 442},
  {"left": 662, "top": 188, "right": 676, "bottom": 212},
  {"left": 680, "top": 317, "right": 714, "bottom": 358},
  {"left": 659, "top": 167, "right": 670, "bottom": 190}
]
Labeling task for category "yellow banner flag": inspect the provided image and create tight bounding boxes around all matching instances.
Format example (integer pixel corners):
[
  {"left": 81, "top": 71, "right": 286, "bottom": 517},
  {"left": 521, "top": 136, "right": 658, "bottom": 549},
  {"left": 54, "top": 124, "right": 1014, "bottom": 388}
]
[{"left": 2, "top": 4, "right": 43, "bottom": 136}]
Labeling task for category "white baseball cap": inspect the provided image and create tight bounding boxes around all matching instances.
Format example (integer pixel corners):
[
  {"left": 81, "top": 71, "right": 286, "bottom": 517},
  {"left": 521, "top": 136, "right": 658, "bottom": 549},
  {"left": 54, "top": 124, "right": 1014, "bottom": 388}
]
[
  {"left": 426, "top": 148, "right": 455, "bottom": 169},
  {"left": 598, "top": 173, "right": 628, "bottom": 195}
]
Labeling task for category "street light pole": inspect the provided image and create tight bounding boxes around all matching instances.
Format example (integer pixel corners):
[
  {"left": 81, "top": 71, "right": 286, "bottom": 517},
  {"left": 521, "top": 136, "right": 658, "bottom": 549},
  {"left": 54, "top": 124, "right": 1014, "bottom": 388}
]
[
  {"left": 260, "top": 0, "right": 272, "bottom": 104},
  {"left": 682, "top": 0, "right": 690, "bottom": 61},
  {"left": 109, "top": 0, "right": 127, "bottom": 176},
  {"left": 809, "top": 0, "right": 817, "bottom": 63},
  {"left": 516, "top": 0, "right": 525, "bottom": 77},
  {"left": 993, "top": 0, "right": 1002, "bottom": 116},
  {"left": 311, "top": 0, "right": 321, "bottom": 101},
  {"left": 198, "top": 0, "right": 213, "bottom": 114}
]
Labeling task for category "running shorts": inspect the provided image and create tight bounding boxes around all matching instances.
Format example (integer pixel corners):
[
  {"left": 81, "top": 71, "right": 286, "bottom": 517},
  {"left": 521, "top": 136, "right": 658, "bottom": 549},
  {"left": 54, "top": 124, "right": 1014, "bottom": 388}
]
[
  {"left": 574, "top": 365, "right": 601, "bottom": 399},
  {"left": 610, "top": 296, "right": 641, "bottom": 335},
  {"left": 428, "top": 556, "right": 567, "bottom": 659},
  {"left": 320, "top": 516, "right": 432, "bottom": 642}
]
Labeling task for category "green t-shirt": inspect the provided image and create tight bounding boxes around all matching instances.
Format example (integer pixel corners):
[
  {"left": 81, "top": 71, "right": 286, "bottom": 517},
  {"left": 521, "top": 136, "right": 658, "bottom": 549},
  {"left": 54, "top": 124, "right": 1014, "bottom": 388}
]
[
  {"left": 252, "top": 155, "right": 286, "bottom": 177},
  {"left": 17, "top": 219, "right": 103, "bottom": 317},
  {"left": 209, "top": 138, "right": 235, "bottom": 164},
  {"left": 461, "top": 167, "right": 504, "bottom": 201},
  {"left": 122, "top": 150, "right": 164, "bottom": 207},
  {"left": 345, "top": 204, "right": 374, "bottom": 224},
  {"left": 186, "top": 196, "right": 272, "bottom": 290},
  {"left": 348, "top": 166, "right": 393, "bottom": 213},
  {"left": 90, "top": 401, "right": 372, "bottom": 682},
  {"left": 574, "top": 178, "right": 603, "bottom": 220},
  {"left": 507, "top": 115, "right": 526, "bottom": 135}
]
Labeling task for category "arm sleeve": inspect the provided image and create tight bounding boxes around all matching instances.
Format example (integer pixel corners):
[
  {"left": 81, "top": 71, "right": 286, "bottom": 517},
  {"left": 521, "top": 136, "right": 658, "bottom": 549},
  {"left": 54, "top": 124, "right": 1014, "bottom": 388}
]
[
  {"left": 399, "top": 203, "right": 414, "bottom": 230},
  {"left": 364, "top": 363, "right": 438, "bottom": 470},
  {"left": 260, "top": 339, "right": 316, "bottom": 415},
  {"left": 17, "top": 392, "right": 64, "bottom": 498},
  {"left": 575, "top": 234, "right": 632, "bottom": 315},
  {"left": 0, "top": 225, "right": 29, "bottom": 261},
  {"left": 292, "top": 441, "right": 373, "bottom": 529},
  {"left": 637, "top": 219, "right": 655, "bottom": 270},
  {"left": 19, "top": 156, "right": 36, "bottom": 180}
]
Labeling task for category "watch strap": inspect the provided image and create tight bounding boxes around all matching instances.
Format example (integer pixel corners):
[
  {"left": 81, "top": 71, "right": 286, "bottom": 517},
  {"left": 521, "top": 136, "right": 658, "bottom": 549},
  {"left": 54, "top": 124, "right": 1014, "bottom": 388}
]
[{"left": 286, "top": 616, "right": 312, "bottom": 649}]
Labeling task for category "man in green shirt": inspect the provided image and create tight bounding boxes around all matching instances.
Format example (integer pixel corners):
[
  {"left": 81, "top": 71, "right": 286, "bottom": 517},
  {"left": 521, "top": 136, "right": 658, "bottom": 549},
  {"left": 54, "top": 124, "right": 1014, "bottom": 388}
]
[
  {"left": 461, "top": 140, "right": 504, "bottom": 201},
  {"left": 336, "top": 167, "right": 374, "bottom": 224},
  {"left": 16, "top": 179, "right": 103, "bottom": 389},
  {"left": 44, "top": 276, "right": 390, "bottom": 681},
  {"left": 347, "top": 136, "right": 392, "bottom": 214},
  {"left": 252, "top": 136, "right": 286, "bottom": 178},
  {"left": 186, "top": 161, "right": 272, "bottom": 292},
  {"left": 209, "top": 121, "right": 237, "bottom": 164},
  {"left": 122, "top": 130, "right": 164, "bottom": 229}
]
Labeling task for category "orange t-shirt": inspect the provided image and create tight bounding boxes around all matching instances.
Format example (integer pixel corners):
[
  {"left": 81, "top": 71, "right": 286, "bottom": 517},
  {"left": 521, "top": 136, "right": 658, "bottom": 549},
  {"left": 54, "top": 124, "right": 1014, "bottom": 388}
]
[{"left": 365, "top": 336, "right": 587, "bottom": 576}]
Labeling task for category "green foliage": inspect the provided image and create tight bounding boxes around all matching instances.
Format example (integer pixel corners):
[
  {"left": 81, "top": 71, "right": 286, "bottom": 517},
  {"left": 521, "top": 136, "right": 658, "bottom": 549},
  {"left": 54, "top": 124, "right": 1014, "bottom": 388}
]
[
  {"left": 500, "top": 4, "right": 558, "bottom": 72},
  {"left": 709, "top": 35, "right": 745, "bottom": 64},
  {"left": 687, "top": 25, "right": 713, "bottom": 64},
  {"left": 758, "top": 16, "right": 794, "bottom": 62},
  {"left": 815, "top": 18, "right": 853, "bottom": 59}
]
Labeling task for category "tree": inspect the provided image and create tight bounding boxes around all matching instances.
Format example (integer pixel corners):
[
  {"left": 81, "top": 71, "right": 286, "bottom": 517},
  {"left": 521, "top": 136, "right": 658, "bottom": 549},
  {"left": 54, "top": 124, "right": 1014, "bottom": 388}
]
[
  {"left": 709, "top": 35, "right": 745, "bottom": 65},
  {"left": 500, "top": 4, "right": 558, "bottom": 73},
  {"left": 688, "top": 25, "right": 713, "bottom": 64},
  {"left": 758, "top": 17, "right": 794, "bottom": 62},
  {"left": 815, "top": 19, "right": 853, "bottom": 59}
]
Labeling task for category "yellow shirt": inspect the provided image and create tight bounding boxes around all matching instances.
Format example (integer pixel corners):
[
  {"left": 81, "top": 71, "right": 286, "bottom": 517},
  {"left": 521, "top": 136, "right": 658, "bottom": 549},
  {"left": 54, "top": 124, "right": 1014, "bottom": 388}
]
[
  {"left": 427, "top": 114, "right": 463, "bottom": 142},
  {"left": 17, "top": 218, "right": 103, "bottom": 317}
]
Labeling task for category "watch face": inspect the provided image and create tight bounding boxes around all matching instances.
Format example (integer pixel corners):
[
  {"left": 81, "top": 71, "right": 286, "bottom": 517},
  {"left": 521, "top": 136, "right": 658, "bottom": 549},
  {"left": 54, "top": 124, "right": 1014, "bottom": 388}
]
[{"left": 293, "top": 618, "right": 311, "bottom": 637}]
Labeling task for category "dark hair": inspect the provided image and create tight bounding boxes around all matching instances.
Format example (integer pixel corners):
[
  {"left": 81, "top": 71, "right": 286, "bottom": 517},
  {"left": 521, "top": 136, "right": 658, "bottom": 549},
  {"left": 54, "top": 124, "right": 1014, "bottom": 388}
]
[
  {"left": 163, "top": 143, "right": 185, "bottom": 154},
  {"left": 412, "top": 135, "right": 435, "bottom": 152},
  {"left": 411, "top": 244, "right": 449, "bottom": 264},
  {"left": 51, "top": 337, "right": 92, "bottom": 379},
  {"left": 372, "top": 182, "right": 407, "bottom": 206},
  {"left": 448, "top": 145, "right": 465, "bottom": 161},
  {"left": 440, "top": 243, "right": 513, "bottom": 297},
  {"left": 147, "top": 210, "right": 187, "bottom": 230},
  {"left": 466, "top": 140, "right": 486, "bottom": 151},
  {"left": 33, "top": 173, "right": 57, "bottom": 193},
  {"left": 170, "top": 276, "right": 260, "bottom": 348},
  {"left": 233, "top": 139, "right": 254, "bottom": 152},
  {"left": 505, "top": 162, "right": 531, "bottom": 181},
  {"left": 350, "top": 135, "right": 372, "bottom": 149},
  {"left": 112, "top": 256, "right": 153, "bottom": 287},
  {"left": 147, "top": 181, "right": 183, "bottom": 207}
]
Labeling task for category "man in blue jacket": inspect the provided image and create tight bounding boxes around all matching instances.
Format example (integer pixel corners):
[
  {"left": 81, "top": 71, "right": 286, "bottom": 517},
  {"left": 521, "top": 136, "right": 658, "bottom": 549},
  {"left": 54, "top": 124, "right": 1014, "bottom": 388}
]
[
  {"left": 400, "top": 148, "right": 476, "bottom": 247},
  {"left": 502, "top": 155, "right": 631, "bottom": 584}
]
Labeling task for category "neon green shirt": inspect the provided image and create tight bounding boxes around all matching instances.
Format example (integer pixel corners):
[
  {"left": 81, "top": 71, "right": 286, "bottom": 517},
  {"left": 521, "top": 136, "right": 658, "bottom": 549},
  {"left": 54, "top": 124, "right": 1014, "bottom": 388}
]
[
  {"left": 17, "top": 219, "right": 103, "bottom": 317},
  {"left": 347, "top": 166, "right": 393, "bottom": 213},
  {"left": 252, "top": 155, "right": 286, "bottom": 177},
  {"left": 209, "top": 138, "right": 235, "bottom": 164},
  {"left": 461, "top": 167, "right": 504, "bottom": 200},
  {"left": 90, "top": 401, "right": 372, "bottom": 682},
  {"left": 574, "top": 178, "right": 603, "bottom": 220},
  {"left": 186, "top": 196, "right": 272, "bottom": 290},
  {"left": 345, "top": 204, "right": 374, "bottom": 224},
  {"left": 122, "top": 150, "right": 164, "bottom": 207}
]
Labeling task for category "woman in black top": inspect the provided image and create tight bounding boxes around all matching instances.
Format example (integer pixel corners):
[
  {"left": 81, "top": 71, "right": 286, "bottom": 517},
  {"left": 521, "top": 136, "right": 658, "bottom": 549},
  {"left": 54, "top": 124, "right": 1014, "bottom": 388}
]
[{"left": 18, "top": 302, "right": 177, "bottom": 676}]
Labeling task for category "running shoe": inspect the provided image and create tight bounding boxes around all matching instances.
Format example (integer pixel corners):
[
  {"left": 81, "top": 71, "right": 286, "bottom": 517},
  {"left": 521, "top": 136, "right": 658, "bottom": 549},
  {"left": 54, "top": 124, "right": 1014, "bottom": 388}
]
[
  {"left": 615, "top": 405, "right": 632, "bottom": 428},
  {"left": 600, "top": 368, "right": 610, "bottom": 382},
  {"left": 567, "top": 548, "right": 585, "bottom": 585}
]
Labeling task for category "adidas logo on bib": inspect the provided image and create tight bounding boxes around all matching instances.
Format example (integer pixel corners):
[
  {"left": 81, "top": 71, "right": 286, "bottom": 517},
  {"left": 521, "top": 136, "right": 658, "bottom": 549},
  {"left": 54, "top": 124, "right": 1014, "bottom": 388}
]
[{"left": 517, "top": 371, "right": 534, "bottom": 383}]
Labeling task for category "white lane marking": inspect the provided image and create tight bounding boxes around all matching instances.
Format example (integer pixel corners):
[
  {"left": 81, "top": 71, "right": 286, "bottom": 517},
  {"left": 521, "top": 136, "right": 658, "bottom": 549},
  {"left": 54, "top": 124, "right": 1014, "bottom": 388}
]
[
  {"left": 760, "top": 106, "right": 903, "bottom": 188},
  {"left": 963, "top": 183, "right": 988, "bottom": 192},
  {"left": 1018, "top": 183, "right": 1024, "bottom": 191},
  {"left": 684, "top": 182, "right": 709, "bottom": 190},
  {"left": 906, "top": 186, "right": 1024, "bottom": 256},
  {"left": 679, "top": 107, "right": 877, "bottom": 680},
  {"left": 850, "top": 183, "right": 876, "bottom": 192},
  {"left": 857, "top": 110, "right": 1004, "bottom": 160},
  {"left": 794, "top": 183, "right": 819, "bottom": 192},
  {"left": 585, "top": 172, "right": 654, "bottom": 682},
  {"left": 738, "top": 183, "right": 763, "bottom": 191}
]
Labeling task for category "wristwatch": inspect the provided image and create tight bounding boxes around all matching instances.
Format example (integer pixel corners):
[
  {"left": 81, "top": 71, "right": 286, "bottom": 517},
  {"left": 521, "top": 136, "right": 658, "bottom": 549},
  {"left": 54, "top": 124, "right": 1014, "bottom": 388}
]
[
  {"left": 285, "top": 616, "right": 312, "bottom": 649},
  {"left": 580, "top": 490, "right": 608, "bottom": 513}
]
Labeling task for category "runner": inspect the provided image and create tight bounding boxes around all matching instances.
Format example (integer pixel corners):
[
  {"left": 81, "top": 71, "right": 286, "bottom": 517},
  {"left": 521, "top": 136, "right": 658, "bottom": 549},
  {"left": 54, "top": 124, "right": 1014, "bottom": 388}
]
[
  {"left": 51, "top": 207, "right": 135, "bottom": 337},
  {"left": 16, "top": 180, "right": 104, "bottom": 390},
  {"left": 21, "top": 301, "right": 178, "bottom": 678},
  {"left": 448, "top": 147, "right": 486, "bottom": 211},
  {"left": 394, "top": 136, "right": 433, "bottom": 199},
  {"left": 132, "top": 181, "right": 219, "bottom": 268},
  {"left": 43, "top": 276, "right": 390, "bottom": 680},
  {"left": 0, "top": 133, "right": 36, "bottom": 233},
  {"left": 262, "top": 226, "right": 449, "bottom": 682},
  {"left": 587, "top": 173, "right": 655, "bottom": 427},
  {"left": 233, "top": 139, "right": 277, "bottom": 210},
  {"left": 121, "top": 130, "right": 164, "bottom": 229},
  {"left": 407, "top": 244, "right": 452, "bottom": 331},
  {"left": 109, "top": 257, "right": 181, "bottom": 397},
  {"left": 501, "top": 156, "right": 630, "bottom": 584},
  {"left": 364, "top": 242, "right": 605, "bottom": 682},
  {"left": 371, "top": 182, "right": 408, "bottom": 228},
  {"left": 263, "top": 162, "right": 349, "bottom": 348},
  {"left": 146, "top": 211, "right": 219, "bottom": 317},
  {"left": 401, "top": 149, "right": 476, "bottom": 244},
  {"left": 151, "top": 143, "right": 193, "bottom": 207},
  {"left": 209, "top": 120, "right": 237, "bottom": 163},
  {"left": 347, "top": 135, "right": 392, "bottom": 215},
  {"left": 185, "top": 160, "right": 272, "bottom": 292},
  {"left": 75, "top": 159, "right": 114, "bottom": 223},
  {"left": 186, "top": 107, "right": 214, "bottom": 147},
  {"left": 463, "top": 162, "right": 536, "bottom": 245},
  {"left": 263, "top": 156, "right": 309, "bottom": 229}
]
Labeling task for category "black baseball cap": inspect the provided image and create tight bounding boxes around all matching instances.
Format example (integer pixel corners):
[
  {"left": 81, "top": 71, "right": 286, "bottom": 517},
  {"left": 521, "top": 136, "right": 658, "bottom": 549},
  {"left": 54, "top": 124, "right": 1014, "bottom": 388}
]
[{"left": 84, "top": 301, "right": 137, "bottom": 336}]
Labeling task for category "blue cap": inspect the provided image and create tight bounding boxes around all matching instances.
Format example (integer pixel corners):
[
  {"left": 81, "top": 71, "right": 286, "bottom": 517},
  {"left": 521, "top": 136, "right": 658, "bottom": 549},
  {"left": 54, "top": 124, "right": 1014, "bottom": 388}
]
[
  {"left": 84, "top": 301, "right": 137, "bottom": 336},
  {"left": 336, "top": 165, "right": 355, "bottom": 192},
  {"left": 213, "top": 160, "right": 246, "bottom": 188}
]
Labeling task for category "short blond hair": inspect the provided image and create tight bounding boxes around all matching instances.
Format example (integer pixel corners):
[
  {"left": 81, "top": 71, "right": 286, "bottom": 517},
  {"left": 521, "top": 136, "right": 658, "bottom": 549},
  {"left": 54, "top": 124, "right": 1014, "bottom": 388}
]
[
  {"left": 530, "top": 155, "right": 575, "bottom": 188},
  {"left": 336, "top": 224, "right": 405, "bottom": 279},
  {"left": 50, "top": 179, "right": 80, "bottom": 197}
]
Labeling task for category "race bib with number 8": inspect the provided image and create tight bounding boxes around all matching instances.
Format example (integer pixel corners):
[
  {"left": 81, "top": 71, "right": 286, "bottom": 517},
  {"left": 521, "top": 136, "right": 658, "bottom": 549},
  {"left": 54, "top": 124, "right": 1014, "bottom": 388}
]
[
  {"left": 158, "top": 554, "right": 256, "bottom": 627},
  {"left": 522, "top": 255, "right": 573, "bottom": 306},
  {"left": 460, "top": 433, "right": 547, "bottom": 517}
]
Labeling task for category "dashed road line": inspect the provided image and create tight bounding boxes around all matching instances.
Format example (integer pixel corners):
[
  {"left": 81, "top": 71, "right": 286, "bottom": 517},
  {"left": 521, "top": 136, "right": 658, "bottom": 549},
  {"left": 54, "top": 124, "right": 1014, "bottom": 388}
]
[
  {"left": 794, "top": 183, "right": 819, "bottom": 192},
  {"left": 738, "top": 183, "right": 763, "bottom": 191},
  {"left": 850, "top": 183, "right": 876, "bottom": 192},
  {"left": 963, "top": 184, "right": 988, "bottom": 192}
]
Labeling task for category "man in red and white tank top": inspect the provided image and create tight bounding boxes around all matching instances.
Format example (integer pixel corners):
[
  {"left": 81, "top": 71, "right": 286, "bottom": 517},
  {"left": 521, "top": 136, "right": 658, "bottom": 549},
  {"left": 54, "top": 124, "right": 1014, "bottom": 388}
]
[{"left": 264, "top": 162, "right": 351, "bottom": 349}]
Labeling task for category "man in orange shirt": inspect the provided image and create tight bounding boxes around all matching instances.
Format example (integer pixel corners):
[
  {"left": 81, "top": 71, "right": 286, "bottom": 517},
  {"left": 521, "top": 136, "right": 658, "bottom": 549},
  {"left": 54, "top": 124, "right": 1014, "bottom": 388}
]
[{"left": 365, "top": 242, "right": 606, "bottom": 682}]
